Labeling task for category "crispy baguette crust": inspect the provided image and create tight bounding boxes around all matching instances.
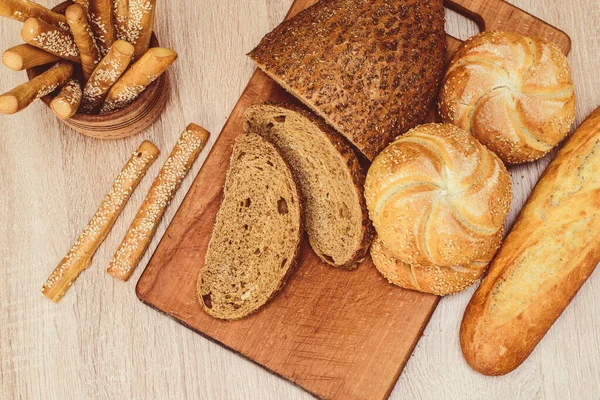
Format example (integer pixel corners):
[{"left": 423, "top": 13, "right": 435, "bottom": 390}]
[
  {"left": 439, "top": 31, "right": 576, "bottom": 165},
  {"left": 248, "top": 0, "right": 446, "bottom": 160},
  {"left": 244, "top": 103, "right": 374, "bottom": 269},
  {"left": 460, "top": 106, "right": 600, "bottom": 376}
]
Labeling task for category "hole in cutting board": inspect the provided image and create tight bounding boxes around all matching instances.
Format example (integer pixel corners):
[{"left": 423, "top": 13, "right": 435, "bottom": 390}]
[{"left": 444, "top": 7, "right": 480, "bottom": 41}]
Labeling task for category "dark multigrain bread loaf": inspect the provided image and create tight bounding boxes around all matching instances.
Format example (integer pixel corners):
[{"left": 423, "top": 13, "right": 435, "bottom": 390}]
[
  {"left": 248, "top": 0, "right": 447, "bottom": 160},
  {"left": 198, "top": 133, "right": 303, "bottom": 320},
  {"left": 244, "top": 103, "right": 373, "bottom": 269}
]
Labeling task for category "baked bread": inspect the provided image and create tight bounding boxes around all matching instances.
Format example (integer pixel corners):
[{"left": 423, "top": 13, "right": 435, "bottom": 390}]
[
  {"left": 439, "top": 31, "right": 576, "bottom": 164},
  {"left": 248, "top": 0, "right": 446, "bottom": 160},
  {"left": 370, "top": 231, "right": 501, "bottom": 296},
  {"left": 244, "top": 103, "right": 373, "bottom": 269},
  {"left": 198, "top": 133, "right": 303, "bottom": 320},
  {"left": 461, "top": 106, "right": 600, "bottom": 376},
  {"left": 364, "top": 123, "right": 512, "bottom": 268}
]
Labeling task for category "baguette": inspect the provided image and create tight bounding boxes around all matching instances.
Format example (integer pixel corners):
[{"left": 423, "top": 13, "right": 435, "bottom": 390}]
[
  {"left": 0, "top": 61, "right": 73, "bottom": 114},
  {"left": 2, "top": 44, "right": 60, "bottom": 71},
  {"left": 461, "top": 106, "right": 600, "bottom": 376},
  {"left": 0, "top": 0, "right": 68, "bottom": 30},
  {"left": 21, "top": 17, "right": 80, "bottom": 63}
]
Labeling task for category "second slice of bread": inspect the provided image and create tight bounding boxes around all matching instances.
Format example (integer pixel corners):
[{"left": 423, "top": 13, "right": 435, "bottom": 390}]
[
  {"left": 244, "top": 103, "right": 373, "bottom": 269},
  {"left": 198, "top": 133, "right": 303, "bottom": 320}
]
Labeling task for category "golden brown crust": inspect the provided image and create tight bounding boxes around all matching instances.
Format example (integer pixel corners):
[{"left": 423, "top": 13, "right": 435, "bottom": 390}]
[
  {"left": 107, "top": 124, "right": 210, "bottom": 281},
  {"left": 370, "top": 235, "right": 498, "bottom": 296},
  {"left": 65, "top": 3, "right": 100, "bottom": 80},
  {"left": 49, "top": 78, "right": 82, "bottom": 119},
  {"left": 99, "top": 47, "right": 177, "bottom": 114},
  {"left": 244, "top": 102, "right": 374, "bottom": 269},
  {"left": 81, "top": 40, "right": 134, "bottom": 113},
  {"left": 21, "top": 17, "right": 80, "bottom": 63},
  {"left": 439, "top": 31, "right": 576, "bottom": 165},
  {"left": 42, "top": 141, "right": 159, "bottom": 302},
  {"left": 460, "top": 106, "right": 600, "bottom": 376},
  {"left": 0, "top": 0, "right": 68, "bottom": 29},
  {"left": 365, "top": 123, "right": 512, "bottom": 268},
  {"left": 2, "top": 44, "right": 61, "bottom": 71},
  {"left": 87, "top": 0, "right": 116, "bottom": 56},
  {"left": 249, "top": 0, "right": 446, "bottom": 160},
  {"left": 0, "top": 61, "right": 73, "bottom": 114}
]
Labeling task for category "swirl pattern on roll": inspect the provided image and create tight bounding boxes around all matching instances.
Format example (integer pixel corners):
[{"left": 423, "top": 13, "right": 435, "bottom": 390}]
[
  {"left": 364, "top": 124, "right": 512, "bottom": 268},
  {"left": 439, "top": 31, "right": 576, "bottom": 165}
]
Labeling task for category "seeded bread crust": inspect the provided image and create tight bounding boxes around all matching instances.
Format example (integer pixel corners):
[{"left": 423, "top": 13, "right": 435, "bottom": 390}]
[
  {"left": 248, "top": 0, "right": 447, "bottom": 160},
  {"left": 244, "top": 103, "right": 374, "bottom": 269},
  {"left": 198, "top": 133, "right": 304, "bottom": 320}
]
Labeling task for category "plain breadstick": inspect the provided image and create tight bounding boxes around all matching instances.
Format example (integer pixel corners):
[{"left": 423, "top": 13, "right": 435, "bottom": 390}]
[
  {"left": 100, "top": 47, "right": 177, "bottom": 114},
  {"left": 2, "top": 44, "right": 60, "bottom": 71},
  {"left": 65, "top": 4, "right": 99, "bottom": 80},
  {"left": 113, "top": 0, "right": 128, "bottom": 40},
  {"left": 50, "top": 79, "right": 82, "bottom": 119},
  {"left": 0, "top": 61, "right": 73, "bottom": 114},
  {"left": 21, "top": 17, "right": 80, "bottom": 63},
  {"left": 0, "top": 0, "right": 68, "bottom": 30},
  {"left": 42, "top": 141, "right": 159, "bottom": 303},
  {"left": 88, "top": 0, "right": 116, "bottom": 56},
  {"left": 80, "top": 40, "right": 134, "bottom": 113},
  {"left": 107, "top": 124, "right": 210, "bottom": 281},
  {"left": 124, "top": 0, "right": 155, "bottom": 59}
]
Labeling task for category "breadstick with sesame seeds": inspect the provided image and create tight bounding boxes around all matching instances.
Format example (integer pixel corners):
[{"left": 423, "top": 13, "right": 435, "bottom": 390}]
[
  {"left": 50, "top": 78, "right": 82, "bottom": 119},
  {"left": 0, "top": 0, "right": 69, "bottom": 30},
  {"left": 2, "top": 44, "right": 60, "bottom": 71},
  {"left": 88, "top": 0, "right": 116, "bottom": 56},
  {"left": 126, "top": 0, "right": 155, "bottom": 60},
  {"left": 100, "top": 47, "right": 177, "bottom": 114},
  {"left": 42, "top": 141, "right": 159, "bottom": 303},
  {"left": 107, "top": 124, "right": 210, "bottom": 281},
  {"left": 113, "top": 0, "right": 129, "bottom": 41},
  {"left": 21, "top": 17, "right": 80, "bottom": 63},
  {"left": 0, "top": 60, "right": 73, "bottom": 114},
  {"left": 80, "top": 40, "right": 134, "bottom": 113},
  {"left": 65, "top": 3, "right": 99, "bottom": 80}
]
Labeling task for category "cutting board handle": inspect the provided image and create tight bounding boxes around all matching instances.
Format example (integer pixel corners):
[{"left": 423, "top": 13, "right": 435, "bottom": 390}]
[{"left": 444, "top": 0, "right": 571, "bottom": 54}]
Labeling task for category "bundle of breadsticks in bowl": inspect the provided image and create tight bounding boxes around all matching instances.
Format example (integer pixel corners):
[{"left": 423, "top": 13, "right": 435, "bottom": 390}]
[{"left": 0, "top": 0, "right": 177, "bottom": 137}]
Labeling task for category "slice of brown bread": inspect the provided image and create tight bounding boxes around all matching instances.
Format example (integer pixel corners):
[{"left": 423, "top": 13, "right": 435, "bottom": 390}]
[
  {"left": 244, "top": 103, "right": 373, "bottom": 269},
  {"left": 248, "top": 0, "right": 447, "bottom": 160},
  {"left": 197, "top": 133, "right": 303, "bottom": 320}
]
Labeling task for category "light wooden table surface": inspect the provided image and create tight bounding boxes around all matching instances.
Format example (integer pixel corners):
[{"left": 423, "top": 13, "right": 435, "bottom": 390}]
[{"left": 1, "top": 1, "right": 599, "bottom": 399}]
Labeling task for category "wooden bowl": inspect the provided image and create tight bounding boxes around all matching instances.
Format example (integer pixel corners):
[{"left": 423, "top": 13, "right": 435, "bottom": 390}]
[{"left": 26, "top": 1, "right": 169, "bottom": 139}]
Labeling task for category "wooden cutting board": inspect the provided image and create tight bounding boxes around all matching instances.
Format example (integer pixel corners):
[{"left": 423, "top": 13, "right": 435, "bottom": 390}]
[{"left": 136, "top": 1, "right": 570, "bottom": 399}]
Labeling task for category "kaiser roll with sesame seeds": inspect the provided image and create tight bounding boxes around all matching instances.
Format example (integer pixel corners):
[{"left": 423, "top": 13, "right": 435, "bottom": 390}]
[
  {"left": 438, "top": 31, "right": 576, "bottom": 165},
  {"left": 364, "top": 124, "right": 512, "bottom": 295},
  {"left": 248, "top": 0, "right": 446, "bottom": 161}
]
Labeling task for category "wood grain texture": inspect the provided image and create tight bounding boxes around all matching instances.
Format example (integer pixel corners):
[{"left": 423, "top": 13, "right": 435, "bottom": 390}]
[{"left": 0, "top": 1, "right": 598, "bottom": 400}]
